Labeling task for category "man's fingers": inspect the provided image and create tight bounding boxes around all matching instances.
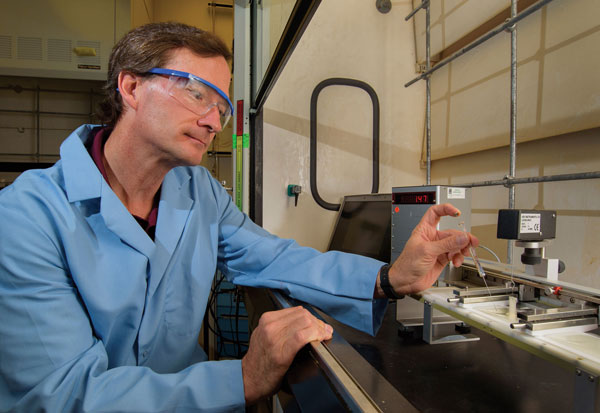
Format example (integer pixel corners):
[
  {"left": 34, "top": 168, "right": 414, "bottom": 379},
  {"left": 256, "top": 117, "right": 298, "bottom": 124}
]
[
  {"left": 294, "top": 320, "right": 333, "bottom": 345},
  {"left": 282, "top": 308, "right": 332, "bottom": 344},
  {"left": 259, "top": 306, "right": 307, "bottom": 324},
  {"left": 243, "top": 307, "right": 333, "bottom": 403},
  {"left": 421, "top": 203, "right": 461, "bottom": 227},
  {"left": 430, "top": 231, "right": 469, "bottom": 256},
  {"left": 260, "top": 307, "right": 333, "bottom": 347},
  {"left": 452, "top": 255, "right": 465, "bottom": 267}
]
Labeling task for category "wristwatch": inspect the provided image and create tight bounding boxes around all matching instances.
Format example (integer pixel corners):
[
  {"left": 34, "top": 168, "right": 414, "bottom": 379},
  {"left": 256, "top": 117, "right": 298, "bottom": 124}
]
[{"left": 379, "top": 264, "right": 404, "bottom": 299}]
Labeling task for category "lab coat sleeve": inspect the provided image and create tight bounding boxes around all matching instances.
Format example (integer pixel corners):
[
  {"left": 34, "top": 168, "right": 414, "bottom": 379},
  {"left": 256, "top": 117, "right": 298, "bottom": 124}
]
[
  {"left": 0, "top": 183, "right": 245, "bottom": 412},
  {"left": 210, "top": 178, "right": 388, "bottom": 336}
]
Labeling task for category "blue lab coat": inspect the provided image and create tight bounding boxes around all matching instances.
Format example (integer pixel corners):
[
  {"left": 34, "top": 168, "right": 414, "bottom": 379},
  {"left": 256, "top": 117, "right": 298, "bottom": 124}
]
[{"left": 0, "top": 124, "right": 387, "bottom": 412}]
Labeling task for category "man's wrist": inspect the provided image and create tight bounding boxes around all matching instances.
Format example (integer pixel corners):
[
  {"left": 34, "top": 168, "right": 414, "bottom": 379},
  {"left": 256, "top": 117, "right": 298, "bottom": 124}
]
[{"left": 379, "top": 264, "right": 404, "bottom": 300}]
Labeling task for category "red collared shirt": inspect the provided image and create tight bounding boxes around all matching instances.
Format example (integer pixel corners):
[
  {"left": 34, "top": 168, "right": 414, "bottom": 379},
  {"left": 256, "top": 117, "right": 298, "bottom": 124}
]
[{"left": 89, "top": 128, "right": 159, "bottom": 239}]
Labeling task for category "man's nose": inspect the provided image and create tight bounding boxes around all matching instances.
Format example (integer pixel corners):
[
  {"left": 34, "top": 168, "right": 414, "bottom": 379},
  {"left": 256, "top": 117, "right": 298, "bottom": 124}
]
[{"left": 198, "top": 105, "right": 222, "bottom": 132}]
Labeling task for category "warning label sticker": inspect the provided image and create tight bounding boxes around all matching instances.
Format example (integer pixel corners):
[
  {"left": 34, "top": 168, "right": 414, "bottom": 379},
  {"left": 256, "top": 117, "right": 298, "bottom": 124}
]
[
  {"left": 447, "top": 187, "right": 465, "bottom": 199},
  {"left": 78, "top": 64, "right": 101, "bottom": 70},
  {"left": 520, "top": 213, "right": 541, "bottom": 233}
]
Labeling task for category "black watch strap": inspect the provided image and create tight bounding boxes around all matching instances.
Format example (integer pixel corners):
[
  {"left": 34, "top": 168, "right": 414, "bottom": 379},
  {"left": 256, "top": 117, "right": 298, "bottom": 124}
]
[{"left": 380, "top": 264, "right": 404, "bottom": 299}]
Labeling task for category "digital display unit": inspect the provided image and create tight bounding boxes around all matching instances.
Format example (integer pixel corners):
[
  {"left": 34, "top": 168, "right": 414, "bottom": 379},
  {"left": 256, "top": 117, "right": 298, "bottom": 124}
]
[
  {"left": 327, "top": 194, "right": 391, "bottom": 263},
  {"left": 392, "top": 191, "right": 436, "bottom": 205}
]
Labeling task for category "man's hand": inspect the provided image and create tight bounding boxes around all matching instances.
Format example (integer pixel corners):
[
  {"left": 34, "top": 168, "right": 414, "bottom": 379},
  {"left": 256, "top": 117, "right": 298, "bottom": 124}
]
[
  {"left": 241, "top": 306, "right": 333, "bottom": 404},
  {"left": 376, "top": 203, "right": 479, "bottom": 297}
]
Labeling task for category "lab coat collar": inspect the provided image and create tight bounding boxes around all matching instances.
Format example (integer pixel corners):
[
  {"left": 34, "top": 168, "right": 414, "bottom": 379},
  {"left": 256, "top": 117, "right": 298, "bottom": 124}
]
[
  {"left": 61, "top": 124, "right": 104, "bottom": 202},
  {"left": 61, "top": 125, "right": 156, "bottom": 257},
  {"left": 60, "top": 125, "right": 194, "bottom": 294}
]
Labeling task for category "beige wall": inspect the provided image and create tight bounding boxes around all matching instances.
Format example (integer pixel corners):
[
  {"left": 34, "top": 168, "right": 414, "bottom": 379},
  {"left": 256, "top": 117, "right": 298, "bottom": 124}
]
[
  {"left": 423, "top": 0, "right": 600, "bottom": 289},
  {"left": 434, "top": 127, "right": 600, "bottom": 289},
  {"left": 262, "top": 0, "right": 426, "bottom": 251},
  {"left": 261, "top": 0, "right": 599, "bottom": 288},
  {"left": 131, "top": 0, "right": 154, "bottom": 27},
  {"left": 414, "top": 0, "right": 600, "bottom": 159}
]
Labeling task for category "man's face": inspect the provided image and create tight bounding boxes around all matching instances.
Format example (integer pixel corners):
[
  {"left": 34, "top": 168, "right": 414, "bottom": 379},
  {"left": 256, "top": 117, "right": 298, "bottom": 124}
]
[{"left": 134, "top": 48, "right": 231, "bottom": 167}]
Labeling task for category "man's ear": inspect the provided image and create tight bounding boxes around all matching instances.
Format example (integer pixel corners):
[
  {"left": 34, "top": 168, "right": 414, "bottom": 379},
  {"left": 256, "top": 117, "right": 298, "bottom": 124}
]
[{"left": 117, "top": 71, "right": 141, "bottom": 111}]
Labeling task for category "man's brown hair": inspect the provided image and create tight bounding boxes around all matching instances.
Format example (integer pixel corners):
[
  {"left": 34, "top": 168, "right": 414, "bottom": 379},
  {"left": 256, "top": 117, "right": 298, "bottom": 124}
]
[{"left": 98, "top": 22, "right": 231, "bottom": 128}]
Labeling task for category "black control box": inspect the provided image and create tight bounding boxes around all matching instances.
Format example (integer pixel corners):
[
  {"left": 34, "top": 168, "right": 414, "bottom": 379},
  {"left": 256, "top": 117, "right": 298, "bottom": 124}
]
[{"left": 497, "top": 209, "right": 556, "bottom": 241}]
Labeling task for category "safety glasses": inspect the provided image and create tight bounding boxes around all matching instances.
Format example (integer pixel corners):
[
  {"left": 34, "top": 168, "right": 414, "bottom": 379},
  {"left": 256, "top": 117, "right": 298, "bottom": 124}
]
[{"left": 147, "top": 68, "right": 233, "bottom": 131}]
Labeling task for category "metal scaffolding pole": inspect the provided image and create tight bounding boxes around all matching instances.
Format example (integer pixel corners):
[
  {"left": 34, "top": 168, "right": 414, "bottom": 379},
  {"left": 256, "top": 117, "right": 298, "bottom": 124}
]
[
  {"left": 457, "top": 171, "right": 600, "bottom": 189},
  {"left": 426, "top": 1, "right": 431, "bottom": 184},
  {"left": 404, "top": 0, "right": 556, "bottom": 187},
  {"left": 404, "top": 0, "right": 555, "bottom": 88},
  {"left": 401, "top": 0, "right": 591, "bottom": 266},
  {"left": 405, "top": 0, "right": 428, "bottom": 21},
  {"left": 508, "top": 0, "right": 518, "bottom": 263}
]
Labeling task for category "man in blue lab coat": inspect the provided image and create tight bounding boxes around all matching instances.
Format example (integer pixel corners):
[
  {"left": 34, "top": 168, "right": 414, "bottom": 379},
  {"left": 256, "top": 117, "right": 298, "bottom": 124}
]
[{"left": 0, "top": 22, "right": 477, "bottom": 411}]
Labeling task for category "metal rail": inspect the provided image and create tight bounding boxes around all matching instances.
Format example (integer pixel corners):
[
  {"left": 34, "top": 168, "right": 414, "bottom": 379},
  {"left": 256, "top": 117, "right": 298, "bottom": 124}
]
[
  {"left": 402, "top": 0, "right": 597, "bottom": 259},
  {"left": 270, "top": 291, "right": 383, "bottom": 412},
  {"left": 461, "top": 261, "right": 600, "bottom": 306},
  {"left": 508, "top": 0, "right": 518, "bottom": 263},
  {"left": 425, "top": 2, "right": 431, "bottom": 184},
  {"left": 405, "top": 0, "right": 429, "bottom": 21},
  {"left": 404, "top": 1, "right": 557, "bottom": 190},
  {"left": 0, "top": 85, "right": 103, "bottom": 95},
  {"left": 457, "top": 171, "right": 600, "bottom": 188},
  {"left": 0, "top": 109, "right": 93, "bottom": 117},
  {"left": 207, "top": 2, "right": 233, "bottom": 8},
  {"left": 404, "top": 0, "right": 555, "bottom": 87}
]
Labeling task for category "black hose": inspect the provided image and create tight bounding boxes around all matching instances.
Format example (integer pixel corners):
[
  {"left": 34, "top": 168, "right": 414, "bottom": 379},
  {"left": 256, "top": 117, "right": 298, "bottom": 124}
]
[{"left": 310, "top": 78, "right": 380, "bottom": 211}]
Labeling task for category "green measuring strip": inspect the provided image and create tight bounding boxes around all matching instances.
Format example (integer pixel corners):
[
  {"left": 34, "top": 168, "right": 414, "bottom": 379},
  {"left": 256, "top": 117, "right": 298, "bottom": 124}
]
[
  {"left": 235, "top": 135, "right": 242, "bottom": 210},
  {"left": 232, "top": 134, "right": 250, "bottom": 210}
]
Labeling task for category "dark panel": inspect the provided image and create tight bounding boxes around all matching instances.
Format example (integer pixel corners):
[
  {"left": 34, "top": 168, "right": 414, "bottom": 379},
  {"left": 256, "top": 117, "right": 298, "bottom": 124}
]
[
  {"left": 324, "top": 302, "right": 574, "bottom": 413},
  {"left": 0, "top": 162, "right": 55, "bottom": 172},
  {"left": 249, "top": 108, "right": 263, "bottom": 226}
]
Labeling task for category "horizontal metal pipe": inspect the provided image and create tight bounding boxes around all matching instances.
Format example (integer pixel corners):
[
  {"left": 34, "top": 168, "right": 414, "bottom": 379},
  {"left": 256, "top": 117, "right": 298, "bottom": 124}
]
[
  {"left": 405, "top": 0, "right": 555, "bottom": 87},
  {"left": 0, "top": 109, "right": 92, "bottom": 117},
  {"left": 458, "top": 171, "right": 600, "bottom": 188},
  {"left": 207, "top": 2, "right": 233, "bottom": 8},
  {"left": 0, "top": 86, "right": 102, "bottom": 96},
  {"left": 405, "top": 0, "right": 429, "bottom": 21},
  {"left": 206, "top": 151, "right": 232, "bottom": 157}
]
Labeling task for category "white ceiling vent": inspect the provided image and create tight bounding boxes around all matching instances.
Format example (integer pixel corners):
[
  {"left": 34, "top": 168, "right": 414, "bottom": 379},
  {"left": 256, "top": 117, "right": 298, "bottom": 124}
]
[
  {"left": 0, "top": 0, "right": 130, "bottom": 80},
  {"left": 0, "top": 36, "right": 11, "bottom": 59},
  {"left": 47, "top": 39, "right": 72, "bottom": 63},
  {"left": 17, "top": 37, "right": 42, "bottom": 61}
]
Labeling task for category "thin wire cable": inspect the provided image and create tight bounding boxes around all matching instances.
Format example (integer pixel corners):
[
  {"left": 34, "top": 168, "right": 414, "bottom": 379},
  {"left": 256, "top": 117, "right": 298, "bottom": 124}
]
[
  {"left": 208, "top": 272, "right": 248, "bottom": 359},
  {"left": 459, "top": 222, "right": 491, "bottom": 296},
  {"left": 478, "top": 244, "right": 501, "bottom": 263},
  {"left": 509, "top": 242, "right": 516, "bottom": 288},
  {"left": 235, "top": 288, "right": 241, "bottom": 358}
]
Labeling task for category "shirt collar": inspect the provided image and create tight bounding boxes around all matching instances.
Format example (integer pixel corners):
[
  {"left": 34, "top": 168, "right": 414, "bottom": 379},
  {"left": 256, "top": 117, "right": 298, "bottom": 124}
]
[{"left": 88, "top": 127, "right": 159, "bottom": 234}]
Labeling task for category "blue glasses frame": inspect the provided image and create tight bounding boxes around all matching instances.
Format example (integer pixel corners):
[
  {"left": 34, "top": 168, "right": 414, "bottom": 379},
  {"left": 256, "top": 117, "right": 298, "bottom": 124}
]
[{"left": 146, "top": 68, "right": 233, "bottom": 115}]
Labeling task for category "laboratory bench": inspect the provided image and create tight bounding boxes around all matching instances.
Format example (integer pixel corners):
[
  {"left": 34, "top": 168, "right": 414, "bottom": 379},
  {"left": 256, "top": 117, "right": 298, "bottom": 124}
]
[{"left": 244, "top": 288, "right": 580, "bottom": 412}]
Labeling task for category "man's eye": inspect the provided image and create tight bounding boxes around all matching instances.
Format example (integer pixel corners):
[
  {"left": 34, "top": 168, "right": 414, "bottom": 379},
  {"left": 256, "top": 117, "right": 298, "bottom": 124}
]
[{"left": 186, "top": 87, "right": 205, "bottom": 101}]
